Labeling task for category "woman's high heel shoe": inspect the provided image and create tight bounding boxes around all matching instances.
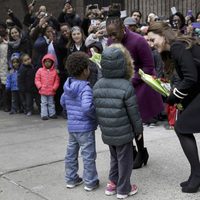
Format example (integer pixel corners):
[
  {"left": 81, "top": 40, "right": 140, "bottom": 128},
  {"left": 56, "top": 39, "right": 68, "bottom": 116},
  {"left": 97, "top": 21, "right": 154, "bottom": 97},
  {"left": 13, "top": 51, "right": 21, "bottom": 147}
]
[
  {"left": 180, "top": 174, "right": 192, "bottom": 187},
  {"left": 182, "top": 175, "right": 200, "bottom": 193},
  {"left": 132, "top": 147, "right": 149, "bottom": 169}
]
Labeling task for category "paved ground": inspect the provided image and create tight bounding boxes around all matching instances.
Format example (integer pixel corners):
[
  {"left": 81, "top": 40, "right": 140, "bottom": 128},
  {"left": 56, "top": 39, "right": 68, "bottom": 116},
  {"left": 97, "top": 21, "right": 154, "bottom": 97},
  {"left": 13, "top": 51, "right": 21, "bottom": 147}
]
[{"left": 0, "top": 110, "right": 200, "bottom": 200}]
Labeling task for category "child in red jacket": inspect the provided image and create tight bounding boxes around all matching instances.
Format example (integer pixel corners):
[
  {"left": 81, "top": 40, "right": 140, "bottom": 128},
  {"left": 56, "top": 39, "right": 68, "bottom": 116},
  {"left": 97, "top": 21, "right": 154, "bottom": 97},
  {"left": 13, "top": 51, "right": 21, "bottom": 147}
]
[{"left": 35, "top": 54, "right": 60, "bottom": 120}]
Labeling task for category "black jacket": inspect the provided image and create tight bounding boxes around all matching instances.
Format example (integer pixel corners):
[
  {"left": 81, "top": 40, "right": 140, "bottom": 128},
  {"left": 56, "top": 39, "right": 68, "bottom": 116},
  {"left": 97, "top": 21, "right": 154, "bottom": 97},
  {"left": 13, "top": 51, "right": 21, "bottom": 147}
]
[
  {"left": 57, "top": 12, "right": 82, "bottom": 27},
  {"left": 169, "top": 41, "right": 200, "bottom": 133},
  {"left": 93, "top": 47, "right": 143, "bottom": 146},
  {"left": 18, "top": 64, "right": 35, "bottom": 92}
]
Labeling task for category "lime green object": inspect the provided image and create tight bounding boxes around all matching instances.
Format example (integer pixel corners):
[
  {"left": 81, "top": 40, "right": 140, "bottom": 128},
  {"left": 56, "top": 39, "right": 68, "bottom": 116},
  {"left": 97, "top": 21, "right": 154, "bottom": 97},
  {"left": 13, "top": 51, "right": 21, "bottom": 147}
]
[
  {"left": 138, "top": 69, "right": 183, "bottom": 110},
  {"left": 89, "top": 49, "right": 102, "bottom": 68},
  {"left": 138, "top": 69, "right": 169, "bottom": 97}
]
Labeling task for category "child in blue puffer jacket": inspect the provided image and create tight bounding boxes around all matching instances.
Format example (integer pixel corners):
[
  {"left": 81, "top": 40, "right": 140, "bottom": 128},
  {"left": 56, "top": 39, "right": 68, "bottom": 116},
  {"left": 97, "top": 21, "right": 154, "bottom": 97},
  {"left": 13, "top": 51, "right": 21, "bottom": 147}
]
[
  {"left": 6, "top": 53, "right": 21, "bottom": 114},
  {"left": 60, "top": 51, "right": 99, "bottom": 191}
]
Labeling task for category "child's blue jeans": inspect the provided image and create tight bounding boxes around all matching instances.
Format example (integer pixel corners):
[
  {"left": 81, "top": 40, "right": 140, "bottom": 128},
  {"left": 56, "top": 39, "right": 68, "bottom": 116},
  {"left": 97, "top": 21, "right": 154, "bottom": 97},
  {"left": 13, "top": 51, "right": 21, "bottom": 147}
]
[
  {"left": 40, "top": 95, "right": 55, "bottom": 117},
  {"left": 65, "top": 131, "right": 99, "bottom": 187}
]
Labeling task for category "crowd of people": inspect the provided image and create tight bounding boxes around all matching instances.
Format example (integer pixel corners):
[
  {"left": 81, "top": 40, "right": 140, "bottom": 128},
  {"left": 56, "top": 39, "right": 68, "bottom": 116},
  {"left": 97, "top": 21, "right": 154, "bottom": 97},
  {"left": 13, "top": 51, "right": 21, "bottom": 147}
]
[{"left": 1, "top": 0, "right": 200, "bottom": 198}]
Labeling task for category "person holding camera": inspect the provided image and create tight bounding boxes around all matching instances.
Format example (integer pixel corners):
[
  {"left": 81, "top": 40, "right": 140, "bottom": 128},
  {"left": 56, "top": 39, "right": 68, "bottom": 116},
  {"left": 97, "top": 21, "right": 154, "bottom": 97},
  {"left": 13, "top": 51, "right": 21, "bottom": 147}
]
[
  {"left": 85, "top": 21, "right": 108, "bottom": 50},
  {"left": 57, "top": 0, "right": 82, "bottom": 27}
]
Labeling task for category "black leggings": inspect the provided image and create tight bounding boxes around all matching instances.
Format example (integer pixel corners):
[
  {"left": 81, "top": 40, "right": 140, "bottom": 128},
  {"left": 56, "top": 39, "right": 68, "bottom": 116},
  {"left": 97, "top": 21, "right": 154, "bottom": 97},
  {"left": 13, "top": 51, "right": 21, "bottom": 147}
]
[{"left": 176, "top": 132, "right": 200, "bottom": 175}]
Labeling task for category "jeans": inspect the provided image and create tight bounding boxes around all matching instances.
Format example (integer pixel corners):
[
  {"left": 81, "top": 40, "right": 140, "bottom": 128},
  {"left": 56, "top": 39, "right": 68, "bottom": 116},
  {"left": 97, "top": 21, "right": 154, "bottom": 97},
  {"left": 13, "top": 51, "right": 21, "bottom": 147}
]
[
  {"left": 11, "top": 91, "right": 21, "bottom": 112},
  {"left": 40, "top": 95, "right": 55, "bottom": 117},
  {"left": 65, "top": 131, "right": 99, "bottom": 187}
]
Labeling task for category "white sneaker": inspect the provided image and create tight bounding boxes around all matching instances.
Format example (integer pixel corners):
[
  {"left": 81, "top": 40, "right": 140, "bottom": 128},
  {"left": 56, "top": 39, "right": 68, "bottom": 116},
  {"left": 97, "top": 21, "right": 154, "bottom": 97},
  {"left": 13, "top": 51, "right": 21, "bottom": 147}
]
[
  {"left": 66, "top": 178, "right": 83, "bottom": 189},
  {"left": 105, "top": 181, "right": 116, "bottom": 195},
  {"left": 117, "top": 184, "right": 138, "bottom": 199},
  {"left": 84, "top": 181, "right": 99, "bottom": 191}
]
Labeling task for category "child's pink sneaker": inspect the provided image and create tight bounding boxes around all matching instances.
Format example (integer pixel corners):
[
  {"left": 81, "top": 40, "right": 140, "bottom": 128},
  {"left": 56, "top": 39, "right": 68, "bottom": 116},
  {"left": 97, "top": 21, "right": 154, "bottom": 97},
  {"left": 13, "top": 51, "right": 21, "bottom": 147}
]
[
  {"left": 117, "top": 184, "right": 138, "bottom": 199},
  {"left": 105, "top": 181, "right": 116, "bottom": 195}
]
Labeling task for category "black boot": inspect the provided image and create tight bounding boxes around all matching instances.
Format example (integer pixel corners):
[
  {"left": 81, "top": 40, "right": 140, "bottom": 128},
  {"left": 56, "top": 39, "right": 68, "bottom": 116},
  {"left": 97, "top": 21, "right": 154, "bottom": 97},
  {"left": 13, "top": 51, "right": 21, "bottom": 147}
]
[
  {"left": 182, "top": 174, "right": 200, "bottom": 193},
  {"left": 133, "top": 147, "right": 149, "bottom": 169}
]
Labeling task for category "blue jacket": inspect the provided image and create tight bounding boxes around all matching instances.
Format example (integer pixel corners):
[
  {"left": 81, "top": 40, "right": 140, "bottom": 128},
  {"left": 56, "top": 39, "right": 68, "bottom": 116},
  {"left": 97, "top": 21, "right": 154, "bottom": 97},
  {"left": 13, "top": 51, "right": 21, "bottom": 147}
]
[
  {"left": 6, "top": 70, "right": 19, "bottom": 91},
  {"left": 60, "top": 77, "right": 97, "bottom": 133}
]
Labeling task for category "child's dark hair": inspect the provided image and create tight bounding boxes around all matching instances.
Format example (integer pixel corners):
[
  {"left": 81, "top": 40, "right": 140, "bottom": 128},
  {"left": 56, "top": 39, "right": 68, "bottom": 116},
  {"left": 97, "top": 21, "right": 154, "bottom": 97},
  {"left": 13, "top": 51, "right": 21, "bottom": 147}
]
[
  {"left": 66, "top": 52, "right": 89, "bottom": 76},
  {"left": 20, "top": 53, "right": 30, "bottom": 62},
  {"left": 106, "top": 9, "right": 124, "bottom": 29}
]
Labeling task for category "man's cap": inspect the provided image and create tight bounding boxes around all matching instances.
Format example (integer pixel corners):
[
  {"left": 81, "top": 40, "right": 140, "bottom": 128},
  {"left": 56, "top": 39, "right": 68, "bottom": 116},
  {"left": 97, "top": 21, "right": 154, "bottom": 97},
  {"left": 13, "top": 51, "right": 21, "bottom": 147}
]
[{"left": 124, "top": 17, "right": 137, "bottom": 26}]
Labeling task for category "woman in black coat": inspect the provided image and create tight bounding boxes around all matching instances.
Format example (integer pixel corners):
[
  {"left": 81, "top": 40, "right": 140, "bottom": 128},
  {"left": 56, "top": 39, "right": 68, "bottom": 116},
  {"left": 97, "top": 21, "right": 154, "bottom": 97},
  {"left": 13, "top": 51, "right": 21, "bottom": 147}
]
[
  {"left": 7, "top": 26, "right": 32, "bottom": 61},
  {"left": 148, "top": 22, "right": 200, "bottom": 193}
]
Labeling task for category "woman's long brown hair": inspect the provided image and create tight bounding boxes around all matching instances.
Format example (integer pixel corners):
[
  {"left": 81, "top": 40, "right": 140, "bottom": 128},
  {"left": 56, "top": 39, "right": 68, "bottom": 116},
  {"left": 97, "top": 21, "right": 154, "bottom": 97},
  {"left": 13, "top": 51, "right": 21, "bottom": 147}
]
[{"left": 147, "top": 21, "right": 200, "bottom": 49}]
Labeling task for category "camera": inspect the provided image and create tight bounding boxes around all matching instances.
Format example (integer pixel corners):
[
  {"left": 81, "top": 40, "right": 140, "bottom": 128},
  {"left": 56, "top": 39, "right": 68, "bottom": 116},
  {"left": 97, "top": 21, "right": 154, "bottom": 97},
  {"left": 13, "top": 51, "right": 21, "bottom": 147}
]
[{"left": 91, "top": 19, "right": 97, "bottom": 26}]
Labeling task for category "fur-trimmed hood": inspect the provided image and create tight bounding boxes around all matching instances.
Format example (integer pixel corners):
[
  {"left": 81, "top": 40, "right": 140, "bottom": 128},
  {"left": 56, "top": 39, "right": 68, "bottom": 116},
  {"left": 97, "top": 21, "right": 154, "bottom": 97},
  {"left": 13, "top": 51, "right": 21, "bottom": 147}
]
[{"left": 101, "top": 44, "right": 134, "bottom": 80}]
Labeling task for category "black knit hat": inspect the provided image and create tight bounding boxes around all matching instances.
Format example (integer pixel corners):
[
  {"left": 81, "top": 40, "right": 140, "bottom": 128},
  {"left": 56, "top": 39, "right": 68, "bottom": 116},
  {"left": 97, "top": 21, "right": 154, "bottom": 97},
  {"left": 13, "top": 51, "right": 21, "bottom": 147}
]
[
  {"left": 64, "top": 0, "right": 71, "bottom": 5},
  {"left": 88, "top": 42, "right": 103, "bottom": 54}
]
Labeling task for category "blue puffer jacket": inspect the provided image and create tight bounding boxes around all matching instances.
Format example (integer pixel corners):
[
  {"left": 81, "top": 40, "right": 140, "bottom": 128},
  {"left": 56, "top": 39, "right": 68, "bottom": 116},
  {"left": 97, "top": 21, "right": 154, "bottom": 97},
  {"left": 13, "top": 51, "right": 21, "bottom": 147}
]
[
  {"left": 6, "top": 70, "right": 19, "bottom": 91},
  {"left": 60, "top": 77, "right": 97, "bottom": 133}
]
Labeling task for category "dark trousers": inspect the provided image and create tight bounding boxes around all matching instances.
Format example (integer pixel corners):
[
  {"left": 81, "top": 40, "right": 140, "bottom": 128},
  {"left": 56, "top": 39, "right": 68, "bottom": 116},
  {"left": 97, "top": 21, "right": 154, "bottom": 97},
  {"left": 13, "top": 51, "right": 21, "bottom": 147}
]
[
  {"left": 34, "top": 91, "right": 41, "bottom": 112},
  {"left": 20, "top": 92, "right": 33, "bottom": 113},
  {"left": 11, "top": 91, "right": 21, "bottom": 112},
  {"left": 0, "top": 84, "right": 11, "bottom": 111},
  {"left": 109, "top": 141, "right": 133, "bottom": 195}
]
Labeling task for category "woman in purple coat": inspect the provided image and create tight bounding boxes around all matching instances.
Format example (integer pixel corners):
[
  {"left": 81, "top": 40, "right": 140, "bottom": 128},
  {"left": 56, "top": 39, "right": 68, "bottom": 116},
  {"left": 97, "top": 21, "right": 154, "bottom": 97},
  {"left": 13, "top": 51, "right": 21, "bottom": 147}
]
[{"left": 106, "top": 11, "right": 164, "bottom": 169}]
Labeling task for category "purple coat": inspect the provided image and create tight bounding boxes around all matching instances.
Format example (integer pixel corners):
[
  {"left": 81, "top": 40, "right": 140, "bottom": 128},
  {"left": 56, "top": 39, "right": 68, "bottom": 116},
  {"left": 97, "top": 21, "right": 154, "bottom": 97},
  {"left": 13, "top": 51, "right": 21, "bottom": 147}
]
[
  {"left": 60, "top": 77, "right": 97, "bottom": 133},
  {"left": 108, "top": 28, "right": 163, "bottom": 122}
]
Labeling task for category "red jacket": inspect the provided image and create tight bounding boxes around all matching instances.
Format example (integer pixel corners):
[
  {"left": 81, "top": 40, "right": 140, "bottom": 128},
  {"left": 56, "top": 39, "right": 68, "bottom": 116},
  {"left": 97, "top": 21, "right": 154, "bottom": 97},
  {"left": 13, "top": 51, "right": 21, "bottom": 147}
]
[{"left": 35, "top": 54, "right": 60, "bottom": 96}]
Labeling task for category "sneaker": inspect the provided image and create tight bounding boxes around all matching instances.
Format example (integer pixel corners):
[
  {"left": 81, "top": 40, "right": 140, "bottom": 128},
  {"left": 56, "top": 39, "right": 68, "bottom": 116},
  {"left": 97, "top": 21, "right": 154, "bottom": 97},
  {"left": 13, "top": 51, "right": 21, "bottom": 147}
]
[
  {"left": 49, "top": 114, "right": 57, "bottom": 119},
  {"left": 84, "top": 180, "right": 99, "bottom": 191},
  {"left": 66, "top": 177, "right": 83, "bottom": 189},
  {"left": 9, "top": 110, "right": 17, "bottom": 115},
  {"left": 117, "top": 184, "right": 138, "bottom": 199},
  {"left": 105, "top": 181, "right": 116, "bottom": 195},
  {"left": 164, "top": 124, "right": 174, "bottom": 130},
  {"left": 148, "top": 122, "right": 157, "bottom": 128},
  {"left": 41, "top": 116, "right": 49, "bottom": 120},
  {"left": 26, "top": 112, "right": 32, "bottom": 116}
]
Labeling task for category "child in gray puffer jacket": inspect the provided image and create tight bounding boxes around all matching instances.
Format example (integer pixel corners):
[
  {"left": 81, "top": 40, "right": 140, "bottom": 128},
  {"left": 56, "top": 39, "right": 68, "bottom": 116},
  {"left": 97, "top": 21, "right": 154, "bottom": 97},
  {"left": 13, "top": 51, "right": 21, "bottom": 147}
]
[{"left": 93, "top": 44, "right": 143, "bottom": 199}]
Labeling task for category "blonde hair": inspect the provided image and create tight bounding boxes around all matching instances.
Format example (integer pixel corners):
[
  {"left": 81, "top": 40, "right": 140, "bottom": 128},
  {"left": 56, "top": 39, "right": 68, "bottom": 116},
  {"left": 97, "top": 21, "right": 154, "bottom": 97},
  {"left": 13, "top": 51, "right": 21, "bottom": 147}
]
[{"left": 109, "top": 43, "right": 134, "bottom": 80}]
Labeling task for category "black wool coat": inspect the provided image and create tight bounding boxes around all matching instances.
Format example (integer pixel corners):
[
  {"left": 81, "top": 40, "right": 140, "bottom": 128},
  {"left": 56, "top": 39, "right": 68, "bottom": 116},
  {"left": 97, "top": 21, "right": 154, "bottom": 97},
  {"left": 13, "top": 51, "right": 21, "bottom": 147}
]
[{"left": 170, "top": 41, "right": 200, "bottom": 133}]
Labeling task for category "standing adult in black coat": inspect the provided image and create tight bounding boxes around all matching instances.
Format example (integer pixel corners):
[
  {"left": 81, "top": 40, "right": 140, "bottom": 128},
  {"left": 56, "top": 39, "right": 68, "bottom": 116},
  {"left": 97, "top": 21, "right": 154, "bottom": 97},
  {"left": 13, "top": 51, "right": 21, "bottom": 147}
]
[{"left": 148, "top": 22, "right": 200, "bottom": 193}]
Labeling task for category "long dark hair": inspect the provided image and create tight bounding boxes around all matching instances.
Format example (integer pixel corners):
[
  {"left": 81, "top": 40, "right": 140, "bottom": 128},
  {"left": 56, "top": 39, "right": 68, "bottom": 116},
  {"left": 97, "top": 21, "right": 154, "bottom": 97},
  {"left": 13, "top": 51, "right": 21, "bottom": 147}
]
[
  {"left": 148, "top": 21, "right": 200, "bottom": 49},
  {"left": 148, "top": 22, "right": 200, "bottom": 77}
]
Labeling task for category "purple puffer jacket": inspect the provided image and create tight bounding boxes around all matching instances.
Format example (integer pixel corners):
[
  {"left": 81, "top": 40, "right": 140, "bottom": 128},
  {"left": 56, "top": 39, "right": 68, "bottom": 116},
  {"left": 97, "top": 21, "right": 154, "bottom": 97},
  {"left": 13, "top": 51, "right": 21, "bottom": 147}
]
[{"left": 60, "top": 77, "right": 97, "bottom": 133}]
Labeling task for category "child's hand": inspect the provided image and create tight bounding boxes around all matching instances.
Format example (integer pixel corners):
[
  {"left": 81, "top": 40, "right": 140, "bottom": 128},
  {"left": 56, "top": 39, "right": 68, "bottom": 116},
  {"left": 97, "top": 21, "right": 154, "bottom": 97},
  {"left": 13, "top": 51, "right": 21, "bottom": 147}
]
[{"left": 137, "top": 134, "right": 142, "bottom": 141}]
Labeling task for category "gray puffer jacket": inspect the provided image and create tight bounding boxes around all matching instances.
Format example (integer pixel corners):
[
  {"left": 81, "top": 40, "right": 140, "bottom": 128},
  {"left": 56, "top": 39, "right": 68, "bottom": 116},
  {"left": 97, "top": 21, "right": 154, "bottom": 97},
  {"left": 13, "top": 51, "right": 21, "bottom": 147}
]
[{"left": 93, "top": 47, "right": 143, "bottom": 146}]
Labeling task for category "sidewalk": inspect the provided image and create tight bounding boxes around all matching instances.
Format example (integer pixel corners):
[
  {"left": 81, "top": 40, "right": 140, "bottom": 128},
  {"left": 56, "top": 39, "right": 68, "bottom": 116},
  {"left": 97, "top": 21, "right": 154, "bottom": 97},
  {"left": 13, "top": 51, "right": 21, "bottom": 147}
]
[{"left": 0, "top": 111, "right": 200, "bottom": 200}]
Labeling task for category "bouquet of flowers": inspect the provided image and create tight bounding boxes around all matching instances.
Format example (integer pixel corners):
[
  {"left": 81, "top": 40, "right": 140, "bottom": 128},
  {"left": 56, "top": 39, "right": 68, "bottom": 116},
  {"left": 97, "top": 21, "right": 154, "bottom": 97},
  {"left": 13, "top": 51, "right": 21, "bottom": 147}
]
[
  {"left": 89, "top": 48, "right": 102, "bottom": 68},
  {"left": 139, "top": 69, "right": 183, "bottom": 110}
]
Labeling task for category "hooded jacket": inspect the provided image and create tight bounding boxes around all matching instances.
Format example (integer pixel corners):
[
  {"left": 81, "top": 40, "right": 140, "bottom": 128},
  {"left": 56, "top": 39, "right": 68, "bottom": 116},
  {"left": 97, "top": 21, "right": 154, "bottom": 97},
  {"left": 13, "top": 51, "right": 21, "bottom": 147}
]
[
  {"left": 93, "top": 46, "right": 143, "bottom": 146},
  {"left": 35, "top": 54, "right": 60, "bottom": 96},
  {"left": 6, "top": 53, "right": 21, "bottom": 91},
  {"left": 60, "top": 77, "right": 97, "bottom": 133}
]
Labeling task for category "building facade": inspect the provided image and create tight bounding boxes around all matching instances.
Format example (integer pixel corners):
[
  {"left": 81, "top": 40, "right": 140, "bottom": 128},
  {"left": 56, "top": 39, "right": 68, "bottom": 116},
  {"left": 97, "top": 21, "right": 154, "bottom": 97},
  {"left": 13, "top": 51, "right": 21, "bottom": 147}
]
[{"left": 0, "top": 0, "right": 200, "bottom": 23}]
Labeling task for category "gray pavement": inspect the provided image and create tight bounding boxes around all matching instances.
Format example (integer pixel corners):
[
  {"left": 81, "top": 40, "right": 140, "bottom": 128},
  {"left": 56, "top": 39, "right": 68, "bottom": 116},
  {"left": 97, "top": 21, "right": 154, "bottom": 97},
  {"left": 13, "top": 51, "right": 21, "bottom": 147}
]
[{"left": 0, "top": 110, "right": 200, "bottom": 200}]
